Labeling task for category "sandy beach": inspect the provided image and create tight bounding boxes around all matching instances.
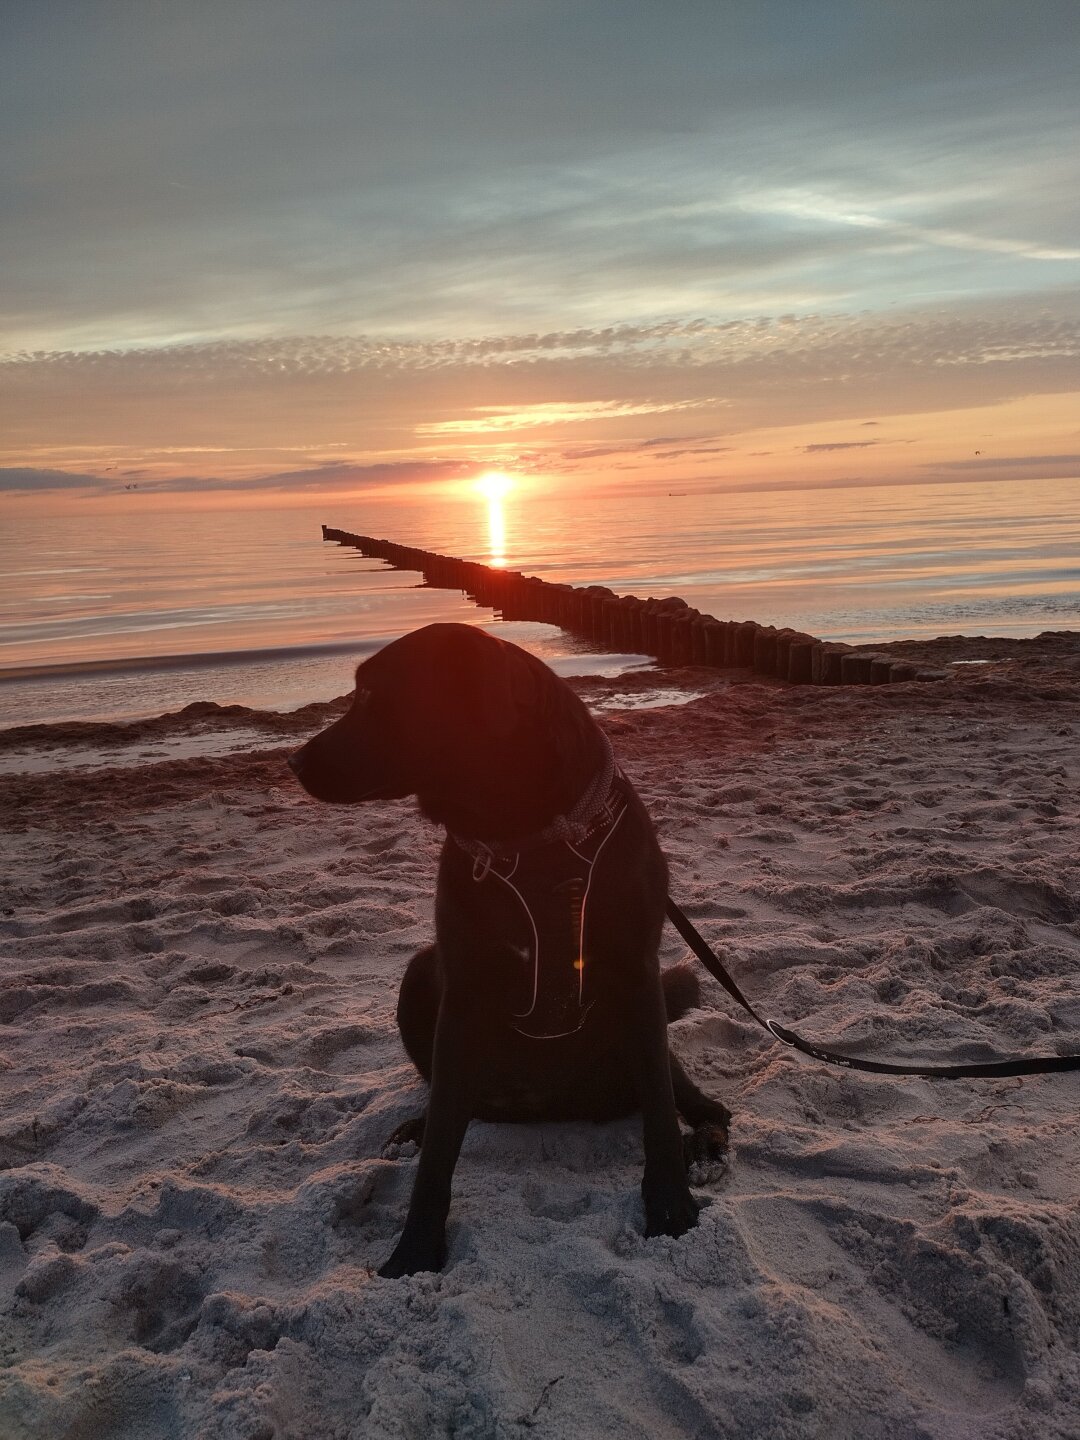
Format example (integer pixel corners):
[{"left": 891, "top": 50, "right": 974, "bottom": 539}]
[{"left": 2, "top": 634, "right": 1079, "bottom": 1440}]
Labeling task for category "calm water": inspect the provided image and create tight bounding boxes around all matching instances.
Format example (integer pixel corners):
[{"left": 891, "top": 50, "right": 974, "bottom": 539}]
[{"left": 2, "top": 475, "right": 1078, "bottom": 726}]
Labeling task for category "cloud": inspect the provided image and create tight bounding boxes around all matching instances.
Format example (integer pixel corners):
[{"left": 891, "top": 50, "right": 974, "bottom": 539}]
[
  {"left": 932, "top": 453, "right": 1080, "bottom": 471},
  {"left": 747, "top": 193, "right": 1080, "bottom": 264},
  {"left": 5, "top": 296, "right": 1079, "bottom": 466},
  {"left": 921, "top": 452, "right": 1080, "bottom": 483},
  {"left": 802, "top": 441, "right": 881, "bottom": 453},
  {"left": 3, "top": 3, "right": 1079, "bottom": 352},
  {"left": 0, "top": 467, "right": 108, "bottom": 492},
  {"left": 150, "top": 459, "right": 475, "bottom": 494},
  {"left": 416, "top": 397, "right": 716, "bottom": 436},
  {"left": 0, "top": 457, "right": 479, "bottom": 500},
  {"left": 9, "top": 297, "right": 1078, "bottom": 384}
]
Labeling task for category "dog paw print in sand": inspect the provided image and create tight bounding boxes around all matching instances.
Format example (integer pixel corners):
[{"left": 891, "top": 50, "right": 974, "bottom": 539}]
[
  {"left": 101, "top": 1250, "right": 206, "bottom": 1352},
  {"left": 0, "top": 1169, "right": 98, "bottom": 1255},
  {"left": 303, "top": 1023, "right": 377, "bottom": 1070}
]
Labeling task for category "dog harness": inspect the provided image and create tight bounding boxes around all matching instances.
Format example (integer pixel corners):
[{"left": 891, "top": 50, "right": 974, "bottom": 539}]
[{"left": 451, "top": 736, "right": 627, "bottom": 1040}]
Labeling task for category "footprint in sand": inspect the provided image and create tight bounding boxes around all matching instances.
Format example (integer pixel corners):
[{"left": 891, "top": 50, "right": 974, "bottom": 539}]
[{"left": 737, "top": 1193, "right": 1028, "bottom": 1417}]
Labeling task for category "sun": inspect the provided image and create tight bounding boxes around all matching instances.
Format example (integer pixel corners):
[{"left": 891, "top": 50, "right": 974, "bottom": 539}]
[{"left": 476, "top": 470, "right": 514, "bottom": 502}]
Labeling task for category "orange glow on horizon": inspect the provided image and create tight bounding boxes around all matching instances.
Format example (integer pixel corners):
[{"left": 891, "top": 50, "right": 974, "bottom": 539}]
[{"left": 4, "top": 391, "right": 1079, "bottom": 517}]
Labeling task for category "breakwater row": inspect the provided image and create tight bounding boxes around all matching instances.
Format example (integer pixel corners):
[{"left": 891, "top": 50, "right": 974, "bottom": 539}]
[{"left": 322, "top": 527, "right": 943, "bottom": 685}]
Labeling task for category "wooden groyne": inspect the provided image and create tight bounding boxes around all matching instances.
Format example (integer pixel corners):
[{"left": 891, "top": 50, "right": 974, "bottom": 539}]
[{"left": 322, "top": 527, "right": 943, "bottom": 685}]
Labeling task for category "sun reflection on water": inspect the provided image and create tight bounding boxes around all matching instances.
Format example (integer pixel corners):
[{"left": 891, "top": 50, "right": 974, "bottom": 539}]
[{"left": 477, "top": 472, "right": 513, "bottom": 567}]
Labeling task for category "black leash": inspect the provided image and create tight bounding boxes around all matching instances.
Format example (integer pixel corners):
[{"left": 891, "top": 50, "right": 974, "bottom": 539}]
[{"left": 666, "top": 897, "right": 1080, "bottom": 1079}]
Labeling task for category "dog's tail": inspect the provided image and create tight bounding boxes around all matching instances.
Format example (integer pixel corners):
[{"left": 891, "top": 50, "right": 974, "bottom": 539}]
[{"left": 662, "top": 963, "right": 700, "bottom": 1023}]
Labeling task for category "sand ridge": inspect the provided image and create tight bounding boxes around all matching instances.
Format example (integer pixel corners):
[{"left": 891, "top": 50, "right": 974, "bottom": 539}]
[{"left": 1, "top": 637, "right": 1079, "bottom": 1439}]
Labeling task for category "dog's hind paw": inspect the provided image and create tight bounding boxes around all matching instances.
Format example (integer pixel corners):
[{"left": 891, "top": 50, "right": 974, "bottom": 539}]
[
  {"left": 683, "top": 1121, "right": 729, "bottom": 1185},
  {"left": 382, "top": 1114, "right": 426, "bottom": 1157}
]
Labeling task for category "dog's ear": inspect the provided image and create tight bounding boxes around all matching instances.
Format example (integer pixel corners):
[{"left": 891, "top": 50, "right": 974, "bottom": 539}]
[{"left": 468, "top": 642, "right": 542, "bottom": 740}]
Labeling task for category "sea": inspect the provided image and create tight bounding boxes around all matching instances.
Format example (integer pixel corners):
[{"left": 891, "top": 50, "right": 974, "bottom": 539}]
[{"left": 2, "top": 473, "right": 1079, "bottom": 728}]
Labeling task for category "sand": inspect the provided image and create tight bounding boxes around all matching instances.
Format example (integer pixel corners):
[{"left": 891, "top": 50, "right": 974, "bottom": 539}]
[{"left": 1, "top": 635, "right": 1079, "bottom": 1440}]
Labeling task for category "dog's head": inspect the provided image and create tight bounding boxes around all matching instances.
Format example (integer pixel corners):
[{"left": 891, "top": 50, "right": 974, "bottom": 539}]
[{"left": 288, "top": 623, "right": 600, "bottom": 838}]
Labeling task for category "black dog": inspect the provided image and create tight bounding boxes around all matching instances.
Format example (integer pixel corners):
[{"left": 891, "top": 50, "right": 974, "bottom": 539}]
[{"left": 289, "top": 622, "right": 730, "bottom": 1277}]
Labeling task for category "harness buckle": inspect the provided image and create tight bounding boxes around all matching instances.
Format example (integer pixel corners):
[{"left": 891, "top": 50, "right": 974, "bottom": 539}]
[{"left": 471, "top": 847, "right": 494, "bottom": 883}]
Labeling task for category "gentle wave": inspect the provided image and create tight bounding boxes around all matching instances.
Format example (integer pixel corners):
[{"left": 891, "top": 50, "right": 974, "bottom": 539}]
[{"left": 0, "top": 638, "right": 383, "bottom": 685}]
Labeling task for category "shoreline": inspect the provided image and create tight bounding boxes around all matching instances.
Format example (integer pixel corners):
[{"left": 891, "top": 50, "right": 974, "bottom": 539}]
[
  {"left": 2, "top": 627, "right": 1078, "bottom": 755},
  {"left": 0, "top": 622, "right": 656, "bottom": 733},
  {"left": 2, "top": 629, "right": 1079, "bottom": 1437}
]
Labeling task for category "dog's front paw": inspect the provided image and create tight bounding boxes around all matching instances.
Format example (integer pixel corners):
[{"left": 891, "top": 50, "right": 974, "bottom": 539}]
[
  {"left": 642, "top": 1180, "right": 700, "bottom": 1239},
  {"left": 378, "top": 1225, "right": 447, "bottom": 1279}
]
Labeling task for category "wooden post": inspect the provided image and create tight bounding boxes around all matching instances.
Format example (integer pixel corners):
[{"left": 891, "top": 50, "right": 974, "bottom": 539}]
[
  {"left": 753, "top": 626, "right": 778, "bottom": 676},
  {"left": 841, "top": 652, "right": 875, "bottom": 684}
]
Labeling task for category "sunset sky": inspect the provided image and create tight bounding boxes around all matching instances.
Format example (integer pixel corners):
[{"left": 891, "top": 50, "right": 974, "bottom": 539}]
[{"left": 2, "top": 0, "right": 1079, "bottom": 509}]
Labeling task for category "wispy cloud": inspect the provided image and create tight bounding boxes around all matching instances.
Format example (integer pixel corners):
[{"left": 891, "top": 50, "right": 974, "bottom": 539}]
[
  {"left": 417, "top": 397, "right": 716, "bottom": 436},
  {"left": 4, "top": 299, "right": 1078, "bottom": 468},
  {"left": 4, "top": 4, "right": 1079, "bottom": 352},
  {"left": 747, "top": 192, "right": 1080, "bottom": 264},
  {"left": 929, "top": 453, "right": 1080, "bottom": 474},
  {"left": 802, "top": 441, "right": 881, "bottom": 454},
  {"left": 0, "top": 458, "right": 474, "bottom": 498},
  {"left": 0, "top": 468, "right": 109, "bottom": 492}
]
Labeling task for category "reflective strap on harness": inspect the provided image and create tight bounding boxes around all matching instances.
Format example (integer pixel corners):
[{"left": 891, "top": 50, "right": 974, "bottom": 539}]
[{"left": 479, "top": 803, "right": 626, "bottom": 1040}]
